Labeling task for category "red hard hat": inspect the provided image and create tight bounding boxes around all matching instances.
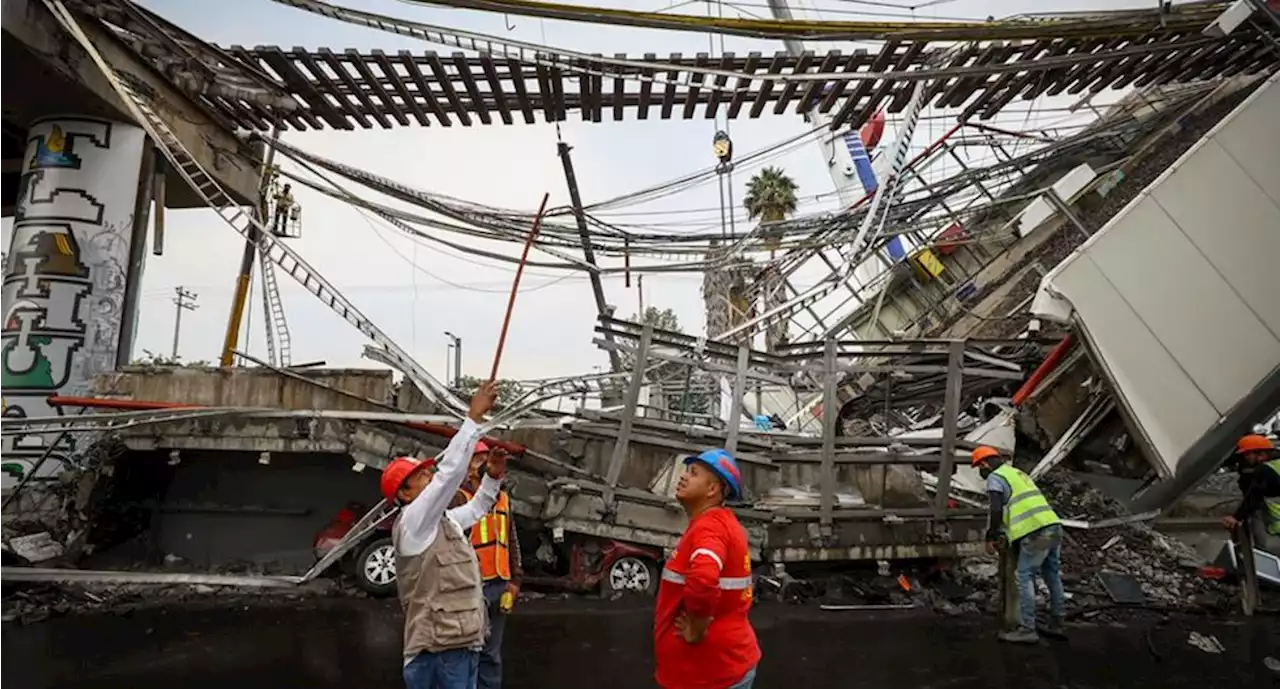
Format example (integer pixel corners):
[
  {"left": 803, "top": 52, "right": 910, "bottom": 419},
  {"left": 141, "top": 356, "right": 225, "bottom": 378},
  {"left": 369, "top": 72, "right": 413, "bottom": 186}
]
[
  {"left": 380, "top": 456, "right": 433, "bottom": 502},
  {"left": 970, "top": 446, "right": 1001, "bottom": 466},
  {"left": 474, "top": 439, "right": 490, "bottom": 455},
  {"left": 1236, "top": 434, "right": 1275, "bottom": 454}
]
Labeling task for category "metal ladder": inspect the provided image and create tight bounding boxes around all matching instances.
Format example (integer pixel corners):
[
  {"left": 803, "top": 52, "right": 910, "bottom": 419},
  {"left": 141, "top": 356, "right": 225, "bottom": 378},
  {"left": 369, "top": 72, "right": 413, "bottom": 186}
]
[
  {"left": 43, "top": 0, "right": 466, "bottom": 418},
  {"left": 258, "top": 251, "right": 292, "bottom": 367}
]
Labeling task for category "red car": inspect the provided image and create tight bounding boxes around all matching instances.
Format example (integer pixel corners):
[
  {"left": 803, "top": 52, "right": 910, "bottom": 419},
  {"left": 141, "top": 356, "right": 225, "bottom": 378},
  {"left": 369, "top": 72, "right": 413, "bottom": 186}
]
[{"left": 312, "top": 502, "right": 664, "bottom": 598}]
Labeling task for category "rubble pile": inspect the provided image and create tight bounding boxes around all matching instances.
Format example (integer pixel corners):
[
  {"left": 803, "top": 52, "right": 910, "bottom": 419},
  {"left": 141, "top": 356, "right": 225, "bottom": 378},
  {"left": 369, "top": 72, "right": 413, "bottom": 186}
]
[{"left": 1036, "top": 473, "right": 1233, "bottom": 609}]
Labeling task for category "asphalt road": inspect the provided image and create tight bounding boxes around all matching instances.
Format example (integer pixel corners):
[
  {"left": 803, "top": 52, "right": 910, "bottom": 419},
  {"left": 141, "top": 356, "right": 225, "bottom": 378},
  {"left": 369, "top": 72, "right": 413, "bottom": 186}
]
[{"left": 3, "top": 597, "right": 1276, "bottom": 688}]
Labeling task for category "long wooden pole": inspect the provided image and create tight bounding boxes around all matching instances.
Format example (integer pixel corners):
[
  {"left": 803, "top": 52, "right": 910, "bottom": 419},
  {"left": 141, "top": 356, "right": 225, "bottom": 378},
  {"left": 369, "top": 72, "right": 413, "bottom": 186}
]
[{"left": 489, "top": 192, "right": 550, "bottom": 382}]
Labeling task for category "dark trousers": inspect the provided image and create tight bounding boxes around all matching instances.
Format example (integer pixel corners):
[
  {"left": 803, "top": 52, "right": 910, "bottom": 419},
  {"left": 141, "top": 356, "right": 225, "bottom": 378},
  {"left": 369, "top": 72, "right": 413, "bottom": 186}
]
[{"left": 479, "top": 579, "right": 508, "bottom": 689}]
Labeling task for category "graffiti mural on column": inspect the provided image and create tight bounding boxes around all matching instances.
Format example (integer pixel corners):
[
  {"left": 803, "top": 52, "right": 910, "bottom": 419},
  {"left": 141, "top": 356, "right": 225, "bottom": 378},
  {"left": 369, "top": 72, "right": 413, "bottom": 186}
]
[{"left": 1, "top": 118, "right": 145, "bottom": 489}]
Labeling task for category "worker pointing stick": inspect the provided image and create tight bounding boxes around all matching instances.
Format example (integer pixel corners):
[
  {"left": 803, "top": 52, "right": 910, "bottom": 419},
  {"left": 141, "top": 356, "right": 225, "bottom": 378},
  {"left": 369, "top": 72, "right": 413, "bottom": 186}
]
[
  {"left": 382, "top": 381, "right": 502, "bottom": 689},
  {"left": 384, "top": 193, "right": 546, "bottom": 689}
]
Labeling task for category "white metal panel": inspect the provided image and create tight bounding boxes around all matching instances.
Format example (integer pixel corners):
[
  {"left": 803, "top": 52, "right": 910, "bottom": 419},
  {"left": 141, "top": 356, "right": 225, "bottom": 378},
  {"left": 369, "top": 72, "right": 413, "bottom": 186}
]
[
  {"left": 1051, "top": 257, "right": 1219, "bottom": 472},
  {"left": 1211, "top": 77, "right": 1280, "bottom": 204},
  {"left": 1149, "top": 139, "right": 1280, "bottom": 336},
  {"left": 1084, "top": 195, "right": 1280, "bottom": 413},
  {"left": 1034, "top": 74, "right": 1280, "bottom": 476}
]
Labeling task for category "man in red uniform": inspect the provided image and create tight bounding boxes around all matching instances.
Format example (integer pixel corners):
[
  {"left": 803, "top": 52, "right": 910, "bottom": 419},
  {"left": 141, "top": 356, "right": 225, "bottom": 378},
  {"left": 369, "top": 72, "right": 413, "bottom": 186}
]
[{"left": 654, "top": 449, "right": 760, "bottom": 689}]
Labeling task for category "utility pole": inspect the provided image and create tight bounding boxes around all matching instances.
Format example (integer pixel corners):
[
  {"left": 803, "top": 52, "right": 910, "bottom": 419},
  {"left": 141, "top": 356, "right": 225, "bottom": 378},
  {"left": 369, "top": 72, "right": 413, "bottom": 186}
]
[
  {"left": 221, "top": 128, "right": 279, "bottom": 366},
  {"left": 557, "top": 141, "right": 623, "bottom": 374},
  {"left": 172, "top": 286, "right": 198, "bottom": 359}
]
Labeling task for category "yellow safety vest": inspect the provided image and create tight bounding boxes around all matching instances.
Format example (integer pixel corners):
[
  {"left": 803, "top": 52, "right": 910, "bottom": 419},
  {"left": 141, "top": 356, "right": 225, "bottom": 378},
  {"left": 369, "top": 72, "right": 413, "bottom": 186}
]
[
  {"left": 993, "top": 464, "right": 1061, "bottom": 543},
  {"left": 1263, "top": 460, "right": 1280, "bottom": 536}
]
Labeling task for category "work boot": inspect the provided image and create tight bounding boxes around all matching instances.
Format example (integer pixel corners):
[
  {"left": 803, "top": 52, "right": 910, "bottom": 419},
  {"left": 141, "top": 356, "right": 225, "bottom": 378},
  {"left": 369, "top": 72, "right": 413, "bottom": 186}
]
[
  {"left": 998, "top": 627, "right": 1040, "bottom": 644},
  {"left": 1037, "top": 617, "right": 1068, "bottom": 641}
]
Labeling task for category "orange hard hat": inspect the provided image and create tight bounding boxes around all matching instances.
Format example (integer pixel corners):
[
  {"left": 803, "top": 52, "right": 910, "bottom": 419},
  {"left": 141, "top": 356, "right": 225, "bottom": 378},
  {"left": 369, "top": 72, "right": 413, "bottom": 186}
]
[
  {"left": 1235, "top": 434, "right": 1275, "bottom": 455},
  {"left": 381, "top": 456, "right": 433, "bottom": 502},
  {"left": 971, "top": 446, "right": 1001, "bottom": 466},
  {"left": 473, "top": 439, "right": 490, "bottom": 455}
]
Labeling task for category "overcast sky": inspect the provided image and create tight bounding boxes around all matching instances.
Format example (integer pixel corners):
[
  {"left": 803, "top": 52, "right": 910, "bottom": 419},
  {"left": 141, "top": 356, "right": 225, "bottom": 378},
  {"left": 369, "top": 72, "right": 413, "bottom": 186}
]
[{"left": 6, "top": 0, "right": 1150, "bottom": 383}]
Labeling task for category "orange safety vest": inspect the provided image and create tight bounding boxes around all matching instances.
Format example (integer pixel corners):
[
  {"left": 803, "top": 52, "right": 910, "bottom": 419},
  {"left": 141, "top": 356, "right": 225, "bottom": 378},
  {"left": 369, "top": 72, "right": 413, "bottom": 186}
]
[{"left": 460, "top": 488, "right": 512, "bottom": 581}]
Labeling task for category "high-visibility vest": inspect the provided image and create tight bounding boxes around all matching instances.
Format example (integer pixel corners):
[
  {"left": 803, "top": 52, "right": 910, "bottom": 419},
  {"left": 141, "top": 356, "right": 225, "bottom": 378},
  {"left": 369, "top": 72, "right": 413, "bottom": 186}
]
[
  {"left": 993, "top": 464, "right": 1061, "bottom": 543},
  {"left": 1263, "top": 460, "right": 1280, "bottom": 536},
  {"left": 466, "top": 490, "right": 512, "bottom": 581}
]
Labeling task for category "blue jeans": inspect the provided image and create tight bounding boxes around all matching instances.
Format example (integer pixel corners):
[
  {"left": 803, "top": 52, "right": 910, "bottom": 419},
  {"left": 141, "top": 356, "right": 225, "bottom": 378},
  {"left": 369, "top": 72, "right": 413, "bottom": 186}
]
[
  {"left": 727, "top": 666, "right": 758, "bottom": 689},
  {"left": 404, "top": 648, "right": 478, "bottom": 689},
  {"left": 1015, "top": 523, "right": 1065, "bottom": 632},
  {"left": 479, "top": 579, "right": 509, "bottom": 689}
]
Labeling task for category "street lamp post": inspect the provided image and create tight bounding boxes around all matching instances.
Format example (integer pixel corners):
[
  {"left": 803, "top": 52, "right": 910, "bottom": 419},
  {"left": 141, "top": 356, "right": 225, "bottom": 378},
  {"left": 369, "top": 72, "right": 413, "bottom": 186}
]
[
  {"left": 445, "top": 343, "right": 455, "bottom": 387},
  {"left": 444, "top": 331, "right": 462, "bottom": 386}
]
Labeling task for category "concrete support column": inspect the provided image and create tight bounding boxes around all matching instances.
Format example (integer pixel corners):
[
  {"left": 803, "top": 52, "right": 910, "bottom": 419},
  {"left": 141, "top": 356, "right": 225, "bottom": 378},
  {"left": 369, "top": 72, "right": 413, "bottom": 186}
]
[{"left": 2, "top": 117, "right": 147, "bottom": 489}]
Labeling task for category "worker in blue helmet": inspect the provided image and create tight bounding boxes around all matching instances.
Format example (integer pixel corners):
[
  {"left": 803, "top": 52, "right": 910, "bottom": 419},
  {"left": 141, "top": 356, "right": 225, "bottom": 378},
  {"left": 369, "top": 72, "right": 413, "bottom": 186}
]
[{"left": 654, "top": 449, "right": 760, "bottom": 689}]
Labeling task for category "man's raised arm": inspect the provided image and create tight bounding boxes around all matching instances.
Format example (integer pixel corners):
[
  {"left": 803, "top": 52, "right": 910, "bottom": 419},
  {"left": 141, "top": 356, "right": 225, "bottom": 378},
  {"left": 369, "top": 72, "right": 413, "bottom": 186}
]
[{"left": 397, "top": 382, "right": 499, "bottom": 544}]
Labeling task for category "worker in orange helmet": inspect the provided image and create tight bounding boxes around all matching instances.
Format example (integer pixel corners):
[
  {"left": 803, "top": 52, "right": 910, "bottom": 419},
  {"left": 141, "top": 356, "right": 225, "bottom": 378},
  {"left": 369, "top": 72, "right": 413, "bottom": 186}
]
[
  {"left": 972, "top": 445, "right": 1066, "bottom": 644},
  {"left": 380, "top": 381, "right": 503, "bottom": 689},
  {"left": 1222, "top": 434, "right": 1280, "bottom": 555},
  {"left": 654, "top": 449, "right": 760, "bottom": 689},
  {"left": 461, "top": 439, "right": 524, "bottom": 689}
]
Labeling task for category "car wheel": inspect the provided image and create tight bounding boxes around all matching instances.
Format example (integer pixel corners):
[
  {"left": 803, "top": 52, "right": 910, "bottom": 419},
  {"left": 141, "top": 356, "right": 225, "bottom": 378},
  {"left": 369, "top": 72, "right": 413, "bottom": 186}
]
[
  {"left": 354, "top": 537, "right": 398, "bottom": 597},
  {"left": 603, "top": 556, "right": 658, "bottom": 596}
]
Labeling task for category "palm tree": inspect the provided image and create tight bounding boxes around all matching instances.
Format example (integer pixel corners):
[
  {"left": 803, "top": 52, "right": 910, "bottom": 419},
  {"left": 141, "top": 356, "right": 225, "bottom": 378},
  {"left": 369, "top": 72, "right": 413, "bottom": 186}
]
[{"left": 743, "top": 166, "right": 799, "bottom": 255}]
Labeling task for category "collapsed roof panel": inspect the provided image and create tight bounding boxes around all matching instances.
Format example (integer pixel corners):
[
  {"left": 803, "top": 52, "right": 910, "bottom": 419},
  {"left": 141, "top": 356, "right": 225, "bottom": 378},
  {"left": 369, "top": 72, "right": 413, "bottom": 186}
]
[{"left": 1033, "top": 73, "right": 1280, "bottom": 491}]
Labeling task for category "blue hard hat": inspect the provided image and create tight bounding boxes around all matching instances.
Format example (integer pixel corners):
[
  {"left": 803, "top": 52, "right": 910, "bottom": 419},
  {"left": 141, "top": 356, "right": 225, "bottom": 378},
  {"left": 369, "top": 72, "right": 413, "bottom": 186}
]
[{"left": 684, "top": 448, "right": 744, "bottom": 501}]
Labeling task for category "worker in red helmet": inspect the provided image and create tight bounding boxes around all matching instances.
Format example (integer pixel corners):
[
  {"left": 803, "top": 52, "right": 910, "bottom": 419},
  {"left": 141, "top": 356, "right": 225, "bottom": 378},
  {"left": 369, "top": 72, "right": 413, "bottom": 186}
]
[
  {"left": 654, "top": 449, "right": 760, "bottom": 689},
  {"left": 462, "top": 439, "right": 524, "bottom": 689},
  {"left": 381, "top": 381, "right": 502, "bottom": 689},
  {"left": 972, "top": 445, "right": 1065, "bottom": 644},
  {"left": 1222, "top": 434, "right": 1280, "bottom": 555}
]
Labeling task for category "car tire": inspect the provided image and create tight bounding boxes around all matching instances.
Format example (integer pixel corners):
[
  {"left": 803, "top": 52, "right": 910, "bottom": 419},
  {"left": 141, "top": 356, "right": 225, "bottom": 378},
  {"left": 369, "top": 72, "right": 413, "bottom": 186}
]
[
  {"left": 354, "top": 536, "right": 398, "bottom": 597},
  {"left": 602, "top": 555, "right": 659, "bottom": 596}
]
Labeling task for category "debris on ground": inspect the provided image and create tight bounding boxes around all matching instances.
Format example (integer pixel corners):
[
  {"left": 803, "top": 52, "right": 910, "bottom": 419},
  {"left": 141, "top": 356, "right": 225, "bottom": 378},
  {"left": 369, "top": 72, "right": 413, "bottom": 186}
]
[
  {"left": 943, "top": 472, "right": 1236, "bottom": 619},
  {"left": 1036, "top": 471, "right": 1232, "bottom": 608},
  {"left": 1186, "top": 631, "right": 1226, "bottom": 654}
]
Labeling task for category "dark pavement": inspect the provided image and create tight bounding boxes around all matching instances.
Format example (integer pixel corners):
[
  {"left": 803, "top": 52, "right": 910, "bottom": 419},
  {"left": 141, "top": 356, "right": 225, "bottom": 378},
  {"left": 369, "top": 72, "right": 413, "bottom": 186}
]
[{"left": 3, "top": 597, "right": 1277, "bottom": 688}]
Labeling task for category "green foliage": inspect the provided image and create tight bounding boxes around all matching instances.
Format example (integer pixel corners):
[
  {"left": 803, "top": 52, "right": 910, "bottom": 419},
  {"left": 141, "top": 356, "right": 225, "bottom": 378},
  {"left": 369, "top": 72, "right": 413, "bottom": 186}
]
[
  {"left": 622, "top": 306, "right": 714, "bottom": 419},
  {"left": 130, "top": 350, "right": 211, "bottom": 367},
  {"left": 449, "top": 375, "right": 523, "bottom": 406},
  {"left": 743, "top": 166, "right": 799, "bottom": 251}
]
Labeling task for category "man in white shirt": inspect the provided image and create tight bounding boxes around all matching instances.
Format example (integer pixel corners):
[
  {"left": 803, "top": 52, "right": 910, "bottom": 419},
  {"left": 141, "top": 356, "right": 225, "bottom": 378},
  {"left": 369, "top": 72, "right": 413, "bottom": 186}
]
[{"left": 379, "top": 381, "right": 504, "bottom": 689}]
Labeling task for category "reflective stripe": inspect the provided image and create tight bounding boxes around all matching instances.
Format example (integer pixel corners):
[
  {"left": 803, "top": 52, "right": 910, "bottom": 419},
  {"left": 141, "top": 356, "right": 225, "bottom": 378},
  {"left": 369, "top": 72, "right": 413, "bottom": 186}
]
[
  {"left": 472, "top": 492, "right": 512, "bottom": 580},
  {"left": 661, "top": 568, "right": 752, "bottom": 590},
  {"left": 691, "top": 548, "right": 724, "bottom": 569}
]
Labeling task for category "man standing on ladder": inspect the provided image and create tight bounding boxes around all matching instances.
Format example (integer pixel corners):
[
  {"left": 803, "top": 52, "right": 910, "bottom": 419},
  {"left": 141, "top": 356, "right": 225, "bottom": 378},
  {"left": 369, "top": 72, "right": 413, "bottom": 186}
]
[
  {"left": 379, "top": 381, "right": 501, "bottom": 689},
  {"left": 461, "top": 440, "right": 523, "bottom": 689}
]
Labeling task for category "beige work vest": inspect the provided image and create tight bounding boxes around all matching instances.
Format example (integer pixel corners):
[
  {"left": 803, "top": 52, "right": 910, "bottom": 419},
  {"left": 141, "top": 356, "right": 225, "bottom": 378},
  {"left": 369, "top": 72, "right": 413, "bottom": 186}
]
[{"left": 394, "top": 515, "right": 487, "bottom": 657}]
